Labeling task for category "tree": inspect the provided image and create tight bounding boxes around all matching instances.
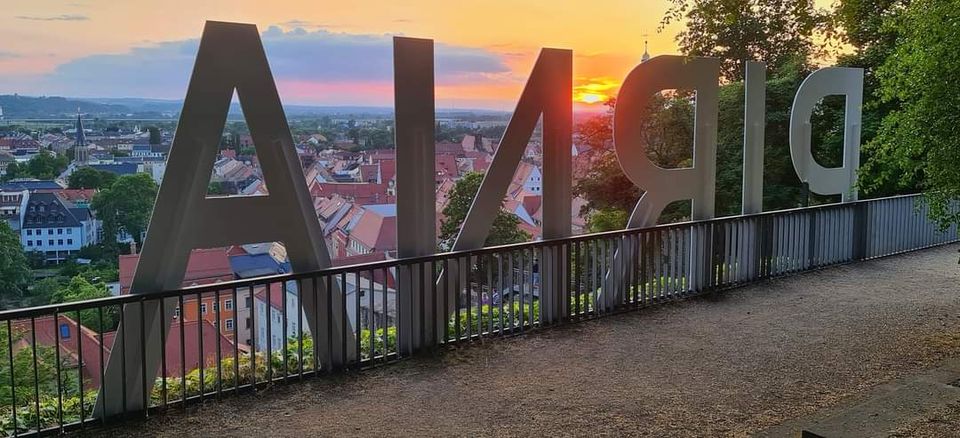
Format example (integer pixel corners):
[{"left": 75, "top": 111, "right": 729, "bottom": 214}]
[
  {"left": 1, "top": 152, "right": 68, "bottom": 182},
  {"left": 661, "top": 0, "right": 829, "bottom": 81},
  {"left": 0, "top": 323, "right": 80, "bottom": 408},
  {"left": 147, "top": 126, "right": 162, "bottom": 145},
  {"left": 24, "top": 152, "right": 69, "bottom": 180},
  {"left": 586, "top": 208, "right": 629, "bottom": 233},
  {"left": 51, "top": 275, "right": 117, "bottom": 333},
  {"left": 439, "top": 172, "right": 531, "bottom": 250},
  {"left": 0, "top": 220, "right": 31, "bottom": 308},
  {"left": 26, "top": 277, "right": 62, "bottom": 307},
  {"left": 867, "top": 0, "right": 960, "bottom": 227},
  {"left": 91, "top": 173, "right": 158, "bottom": 250},
  {"left": 67, "top": 166, "right": 116, "bottom": 190}
]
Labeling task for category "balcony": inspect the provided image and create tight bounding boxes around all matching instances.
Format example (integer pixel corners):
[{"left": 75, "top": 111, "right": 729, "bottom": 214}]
[{"left": 0, "top": 193, "right": 958, "bottom": 436}]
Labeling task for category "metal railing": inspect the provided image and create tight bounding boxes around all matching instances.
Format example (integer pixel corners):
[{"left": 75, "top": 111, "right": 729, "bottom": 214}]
[{"left": 0, "top": 193, "right": 956, "bottom": 436}]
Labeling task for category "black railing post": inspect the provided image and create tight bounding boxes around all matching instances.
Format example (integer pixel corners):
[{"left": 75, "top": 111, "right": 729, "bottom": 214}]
[
  {"left": 853, "top": 201, "right": 869, "bottom": 260},
  {"left": 807, "top": 209, "right": 817, "bottom": 269}
]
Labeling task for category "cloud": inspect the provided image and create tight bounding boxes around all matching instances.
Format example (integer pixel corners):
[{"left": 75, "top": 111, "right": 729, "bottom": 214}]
[
  {"left": 16, "top": 14, "right": 89, "bottom": 21},
  {"left": 38, "top": 26, "right": 513, "bottom": 105},
  {"left": 0, "top": 51, "right": 22, "bottom": 60}
]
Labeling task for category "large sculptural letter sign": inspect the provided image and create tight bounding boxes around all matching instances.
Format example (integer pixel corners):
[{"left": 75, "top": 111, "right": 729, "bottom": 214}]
[
  {"left": 95, "top": 21, "right": 353, "bottom": 416},
  {"left": 608, "top": 55, "right": 720, "bottom": 299},
  {"left": 790, "top": 67, "right": 864, "bottom": 201},
  {"left": 89, "top": 20, "right": 867, "bottom": 415}
]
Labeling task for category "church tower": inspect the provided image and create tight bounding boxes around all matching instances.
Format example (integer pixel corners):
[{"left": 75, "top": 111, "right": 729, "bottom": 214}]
[
  {"left": 74, "top": 108, "right": 88, "bottom": 165},
  {"left": 641, "top": 40, "right": 651, "bottom": 63}
]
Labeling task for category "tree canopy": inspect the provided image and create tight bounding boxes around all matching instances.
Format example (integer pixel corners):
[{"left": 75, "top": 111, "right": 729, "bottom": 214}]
[
  {"left": 67, "top": 166, "right": 117, "bottom": 190},
  {"left": 439, "top": 172, "right": 531, "bottom": 250},
  {"left": 2, "top": 152, "right": 69, "bottom": 182},
  {"left": 91, "top": 173, "right": 158, "bottom": 249},
  {"left": 865, "top": 0, "right": 960, "bottom": 228},
  {"left": 0, "top": 220, "right": 31, "bottom": 308},
  {"left": 661, "top": 0, "right": 829, "bottom": 81}
]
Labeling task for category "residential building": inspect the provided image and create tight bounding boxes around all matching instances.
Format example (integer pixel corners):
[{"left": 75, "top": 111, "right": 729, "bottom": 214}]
[
  {"left": 19, "top": 191, "right": 100, "bottom": 263},
  {"left": 119, "top": 248, "right": 239, "bottom": 341}
]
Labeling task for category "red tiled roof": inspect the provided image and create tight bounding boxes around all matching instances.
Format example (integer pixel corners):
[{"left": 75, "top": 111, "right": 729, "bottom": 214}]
[
  {"left": 160, "top": 320, "right": 236, "bottom": 377},
  {"left": 359, "top": 164, "right": 380, "bottom": 182},
  {"left": 350, "top": 208, "right": 397, "bottom": 251},
  {"left": 11, "top": 316, "right": 235, "bottom": 385},
  {"left": 120, "top": 248, "right": 234, "bottom": 293},
  {"left": 54, "top": 189, "right": 97, "bottom": 202},
  {"left": 436, "top": 142, "right": 463, "bottom": 155},
  {"left": 378, "top": 159, "right": 396, "bottom": 182},
  {"left": 435, "top": 154, "right": 459, "bottom": 179},
  {"left": 522, "top": 195, "right": 542, "bottom": 218},
  {"left": 312, "top": 182, "right": 393, "bottom": 206}
]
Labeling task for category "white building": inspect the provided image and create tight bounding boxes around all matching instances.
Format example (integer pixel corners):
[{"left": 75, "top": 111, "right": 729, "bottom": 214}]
[
  {"left": 19, "top": 192, "right": 100, "bottom": 264},
  {"left": 253, "top": 282, "right": 304, "bottom": 353},
  {"left": 252, "top": 275, "right": 397, "bottom": 353}
]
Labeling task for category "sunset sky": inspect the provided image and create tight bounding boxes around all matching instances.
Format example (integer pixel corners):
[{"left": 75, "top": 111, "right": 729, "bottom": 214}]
[{"left": 0, "top": 0, "right": 830, "bottom": 110}]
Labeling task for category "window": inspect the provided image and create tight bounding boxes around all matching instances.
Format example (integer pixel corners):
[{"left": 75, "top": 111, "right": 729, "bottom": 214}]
[
  {"left": 224, "top": 299, "right": 234, "bottom": 310},
  {"left": 245, "top": 317, "right": 251, "bottom": 329},
  {"left": 57, "top": 228, "right": 62, "bottom": 235},
  {"left": 225, "top": 319, "right": 234, "bottom": 331},
  {"left": 67, "top": 239, "right": 73, "bottom": 245},
  {"left": 57, "top": 239, "right": 63, "bottom": 245},
  {"left": 66, "top": 229, "right": 72, "bottom": 235},
  {"left": 200, "top": 303, "right": 207, "bottom": 314},
  {"left": 59, "top": 324, "right": 70, "bottom": 339},
  {"left": 48, "top": 240, "right": 53, "bottom": 246},
  {"left": 26, "top": 229, "right": 32, "bottom": 236},
  {"left": 245, "top": 296, "right": 253, "bottom": 308},
  {"left": 213, "top": 302, "right": 219, "bottom": 312},
  {"left": 47, "top": 229, "right": 53, "bottom": 235},
  {"left": 26, "top": 240, "right": 32, "bottom": 247},
  {"left": 174, "top": 307, "right": 180, "bottom": 319}
]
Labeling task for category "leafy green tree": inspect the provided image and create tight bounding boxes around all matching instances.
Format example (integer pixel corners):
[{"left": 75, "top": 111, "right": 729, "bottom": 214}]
[
  {"left": 0, "top": 221, "right": 31, "bottom": 308},
  {"left": 867, "top": 0, "right": 960, "bottom": 227},
  {"left": 67, "top": 166, "right": 116, "bottom": 190},
  {"left": 661, "top": 0, "right": 829, "bottom": 81},
  {"left": 574, "top": 150, "right": 640, "bottom": 216},
  {"left": 586, "top": 208, "right": 629, "bottom": 233},
  {"left": 25, "top": 277, "right": 61, "bottom": 308},
  {"left": 91, "top": 173, "right": 158, "bottom": 250},
  {"left": 147, "top": 126, "right": 162, "bottom": 145},
  {"left": 207, "top": 181, "right": 232, "bottom": 196},
  {"left": 51, "top": 275, "right": 117, "bottom": 333},
  {"left": 1, "top": 162, "right": 22, "bottom": 182},
  {"left": 24, "top": 152, "right": 69, "bottom": 180},
  {"left": 829, "top": 0, "right": 915, "bottom": 198},
  {"left": 0, "top": 323, "right": 80, "bottom": 409},
  {"left": 439, "top": 172, "right": 531, "bottom": 250},
  {"left": 1, "top": 153, "right": 68, "bottom": 182}
]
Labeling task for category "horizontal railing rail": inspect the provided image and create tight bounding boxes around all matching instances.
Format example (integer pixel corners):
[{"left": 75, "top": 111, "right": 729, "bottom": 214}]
[{"left": 0, "top": 193, "right": 957, "bottom": 437}]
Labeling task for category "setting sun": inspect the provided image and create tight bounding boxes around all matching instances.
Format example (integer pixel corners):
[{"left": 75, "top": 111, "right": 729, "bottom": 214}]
[
  {"left": 573, "top": 77, "right": 619, "bottom": 104},
  {"left": 578, "top": 93, "right": 605, "bottom": 104}
]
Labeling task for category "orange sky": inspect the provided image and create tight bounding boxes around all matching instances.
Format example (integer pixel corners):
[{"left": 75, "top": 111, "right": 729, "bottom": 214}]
[{"left": 0, "top": 0, "right": 835, "bottom": 109}]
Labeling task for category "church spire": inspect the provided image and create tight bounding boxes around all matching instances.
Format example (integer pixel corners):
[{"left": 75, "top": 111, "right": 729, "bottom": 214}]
[
  {"left": 641, "top": 40, "right": 651, "bottom": 63},
  {"left": 74, "top": 108, "right": 87, "bottom": 165}
]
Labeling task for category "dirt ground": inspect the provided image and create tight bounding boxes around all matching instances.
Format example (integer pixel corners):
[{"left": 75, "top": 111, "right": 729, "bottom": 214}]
[{"left": 94, "top": 244, "right": 960, "bottom": 437}]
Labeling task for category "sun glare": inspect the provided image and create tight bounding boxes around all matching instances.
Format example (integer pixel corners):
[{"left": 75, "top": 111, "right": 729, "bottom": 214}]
[
  {"left": 573, "top": 77, "right": 619, "bottom": 104},
  {"left": 579, "top": 93, "right": 604, "bottom": 104}
]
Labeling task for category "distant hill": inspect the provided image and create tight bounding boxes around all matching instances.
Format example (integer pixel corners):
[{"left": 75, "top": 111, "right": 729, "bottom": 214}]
[
  {"left": 0, "top": 94, "right": 511, "bottom": 120},
  {"left": 0, "top": 94, "right": 129, "bottom": 118}
]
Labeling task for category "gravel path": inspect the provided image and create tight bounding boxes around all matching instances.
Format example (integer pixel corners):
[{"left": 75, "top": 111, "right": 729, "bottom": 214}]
[{"left": 99, "top": 244, "right": 960, "bottom": 437}]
